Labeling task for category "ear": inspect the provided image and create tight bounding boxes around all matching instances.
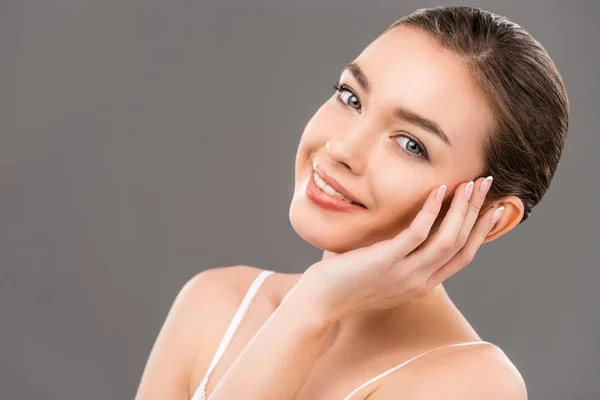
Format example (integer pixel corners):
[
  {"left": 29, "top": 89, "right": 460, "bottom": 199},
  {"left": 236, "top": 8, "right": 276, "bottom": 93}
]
[{"left": 481, "top": 195, "right": 525, "bottom": 244}]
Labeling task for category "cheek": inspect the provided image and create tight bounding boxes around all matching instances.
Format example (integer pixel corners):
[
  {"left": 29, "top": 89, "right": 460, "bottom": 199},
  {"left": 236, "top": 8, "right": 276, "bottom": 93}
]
[
  {"left": 299, "top": 101, "right": 348, "bottom": 146},
  {"left": 375, "top": 171, "right": 421, "bottom": 206},
  {"left": 295, "top": 105, "right": 334, "bottom": 179},
  {"left": 371, "top": 173, "right": 434, "bottom": 226}
]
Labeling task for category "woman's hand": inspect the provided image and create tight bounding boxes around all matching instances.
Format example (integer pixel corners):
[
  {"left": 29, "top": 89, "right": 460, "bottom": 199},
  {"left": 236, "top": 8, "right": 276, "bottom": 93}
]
[{"left": 297, "top": 176, "right": 504, "bottom": 323}]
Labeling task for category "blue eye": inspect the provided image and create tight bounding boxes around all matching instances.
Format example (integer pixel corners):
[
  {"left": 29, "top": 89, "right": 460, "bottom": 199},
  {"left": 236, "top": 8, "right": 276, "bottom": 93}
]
[
  {"left": 333, "top": 83, "right": 361, "bottom": 110},
  {"left": 394, "top": 135, "right": 430, "bottom": 160},
  {"left": 332, "top": 82, "right": 430, "bottom": 161}
]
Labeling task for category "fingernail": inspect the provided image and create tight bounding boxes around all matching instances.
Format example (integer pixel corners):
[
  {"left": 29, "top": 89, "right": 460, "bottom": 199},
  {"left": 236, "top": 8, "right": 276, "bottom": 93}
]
[
  {"left": 464, "top": 181, "right": 474, "bottom": 200},
  {"left": 436, "top": 185, "right": 447, "bottom": 201},
  {"left": 491, "top": 206, "right": 504, "bottom": 224},
  {"left": 480, "top": 176, "right": 493, "bottom": 194}
]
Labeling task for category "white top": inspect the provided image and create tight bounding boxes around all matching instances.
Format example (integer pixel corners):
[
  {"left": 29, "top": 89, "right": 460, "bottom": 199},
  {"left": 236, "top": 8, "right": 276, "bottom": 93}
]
[{"left": 191, "top": 269, "right": 495, "bottom": 400}]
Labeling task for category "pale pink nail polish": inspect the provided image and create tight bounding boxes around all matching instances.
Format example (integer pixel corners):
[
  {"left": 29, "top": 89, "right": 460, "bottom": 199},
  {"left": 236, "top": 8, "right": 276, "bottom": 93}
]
[
  {"left": 491, "top": 206, "right": 504, "bottom": 224},
  {"left": 436, "top": 185, "right": 447, "bottom": 201},
  {"left": 480, "top": 176, "right": 493, "bottom": 194},
  {"left": 464, "top": 181, "right": 474, "bottom": 200}
]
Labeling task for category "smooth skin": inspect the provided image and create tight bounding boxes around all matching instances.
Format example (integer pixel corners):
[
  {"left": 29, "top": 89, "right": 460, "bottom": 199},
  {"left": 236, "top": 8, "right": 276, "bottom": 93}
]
[
  {"left": 136, "top": 25, "right": 528, "bottom": 399},
  {"left": 201, "top": 180, "right": 523, "bottom": 400},
  {"left": 301, "top": 179, "right": 505, "bottom": 324},
  {"left": 135, "top": 181, "right": 526, "bottom": 400}
]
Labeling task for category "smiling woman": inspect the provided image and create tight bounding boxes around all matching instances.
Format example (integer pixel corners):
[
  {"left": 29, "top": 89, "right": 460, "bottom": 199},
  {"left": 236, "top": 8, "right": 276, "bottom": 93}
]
[{"left": 136, "top": 5, "right": 568, "bottom": 400}]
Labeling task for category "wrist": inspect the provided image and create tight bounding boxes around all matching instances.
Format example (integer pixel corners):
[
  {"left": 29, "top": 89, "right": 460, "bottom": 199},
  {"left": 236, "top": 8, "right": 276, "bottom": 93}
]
[{"left": 278, "top": 281, "right": 338, "bottom": 334}]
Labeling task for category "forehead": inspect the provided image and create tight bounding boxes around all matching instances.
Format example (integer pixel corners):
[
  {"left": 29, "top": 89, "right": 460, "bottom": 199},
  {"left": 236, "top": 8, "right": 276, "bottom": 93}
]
[{"left": 348, "top": 26, "right": 493, "bottom": 167}]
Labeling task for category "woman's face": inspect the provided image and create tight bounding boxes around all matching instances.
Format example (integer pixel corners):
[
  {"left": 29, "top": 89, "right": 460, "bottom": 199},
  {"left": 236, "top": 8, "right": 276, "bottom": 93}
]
[{"left": 289, "top": 25, "right": 494, "bottom": 254}]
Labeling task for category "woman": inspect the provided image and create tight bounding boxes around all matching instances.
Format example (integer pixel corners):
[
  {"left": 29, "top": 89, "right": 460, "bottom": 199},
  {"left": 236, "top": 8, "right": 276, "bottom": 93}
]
[{"left": 136, "top": 5, "right": 568, "bottom": 400}]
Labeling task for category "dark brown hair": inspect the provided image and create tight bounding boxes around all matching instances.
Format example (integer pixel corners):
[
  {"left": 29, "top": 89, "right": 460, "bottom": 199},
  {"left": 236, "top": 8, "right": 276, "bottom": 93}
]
[{"left": 384, "top": 5, "right": 569, "bottom": 225}]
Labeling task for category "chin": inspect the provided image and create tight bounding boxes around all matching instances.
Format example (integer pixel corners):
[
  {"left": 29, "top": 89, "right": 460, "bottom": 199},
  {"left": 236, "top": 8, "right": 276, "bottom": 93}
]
[{"left": 288, "top": 196, "right": 371, "bottom": 254}]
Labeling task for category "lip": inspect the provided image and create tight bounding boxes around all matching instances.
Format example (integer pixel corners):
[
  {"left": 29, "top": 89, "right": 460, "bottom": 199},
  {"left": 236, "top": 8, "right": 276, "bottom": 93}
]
[
  {"left": 312, "top": 162, "right": 365, "bottom": 206},
  {"left": 306, "top": 171, "right": 367, "bottom": 212}
]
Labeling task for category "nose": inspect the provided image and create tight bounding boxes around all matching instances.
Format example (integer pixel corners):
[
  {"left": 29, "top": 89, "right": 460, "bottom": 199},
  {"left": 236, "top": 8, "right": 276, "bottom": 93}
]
[{"left": 326, "top": 122, "right": 376, "bottom": 175}]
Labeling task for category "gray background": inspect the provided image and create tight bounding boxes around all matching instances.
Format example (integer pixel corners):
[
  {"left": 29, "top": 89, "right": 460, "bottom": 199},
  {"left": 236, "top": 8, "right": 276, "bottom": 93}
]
[{"left": 1, "top": 0, "right": 598, "bottom": 399}]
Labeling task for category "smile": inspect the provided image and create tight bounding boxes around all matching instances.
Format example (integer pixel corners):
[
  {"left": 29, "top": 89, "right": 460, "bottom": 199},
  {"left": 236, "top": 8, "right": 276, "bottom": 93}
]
[
  {"left": 305, "top": 168, "right": 366, "bottom": 212},
  {"left": 312, "top": 172, "right": 360, "bottom": 205}
]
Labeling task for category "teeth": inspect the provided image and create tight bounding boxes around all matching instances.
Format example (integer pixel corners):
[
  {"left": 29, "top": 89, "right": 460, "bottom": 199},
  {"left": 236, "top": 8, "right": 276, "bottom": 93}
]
[{"left": 313, "top": 172, "right": 357, "bottom": 205}]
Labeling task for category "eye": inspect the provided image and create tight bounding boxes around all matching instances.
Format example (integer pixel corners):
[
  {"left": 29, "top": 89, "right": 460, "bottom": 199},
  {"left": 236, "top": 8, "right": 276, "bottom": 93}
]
[
  {"left": 394, "top": 135, "right": 429, "bottom": 160},
  {"left": 333, "top": 83, "right": 361, "bottom": 110}
]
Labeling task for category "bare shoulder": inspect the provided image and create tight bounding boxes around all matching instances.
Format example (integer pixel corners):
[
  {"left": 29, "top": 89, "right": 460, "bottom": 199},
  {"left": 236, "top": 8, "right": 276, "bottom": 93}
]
[
  {"left": 186, "top": 266, "right": 288, "bottom": 391},
  {"left": 368, "top": 343, "right": 527, "bottom": 400},
  {"left": 172, "top": 265, "right": 268, "bottom": 338},
  {"left": 181, "top": 264, "right": 273, "bottom": 351},
  {"left": 135, "top": 265, "right": 268, "bottom": 400},
  {"left": 185, "top": 264, "right": 267, "bottom": 301}
]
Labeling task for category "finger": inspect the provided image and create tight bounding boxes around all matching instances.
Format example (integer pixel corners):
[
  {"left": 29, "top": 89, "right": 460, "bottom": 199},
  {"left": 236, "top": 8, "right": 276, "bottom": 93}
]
[
  {"left": 405, "top": 181, "right": 474, "bottom": 275},
  {"left": 434, "top": 180, "right": 475, "bottom": 251},
  {"left": 427, "top": 204, "right": 504, "bottom": 287},
  {"left": 385, "top": 184, "right": 446, "bottom": 261},
  {"left": 453, "top": 176, "right": 494, "bottom": 254}
]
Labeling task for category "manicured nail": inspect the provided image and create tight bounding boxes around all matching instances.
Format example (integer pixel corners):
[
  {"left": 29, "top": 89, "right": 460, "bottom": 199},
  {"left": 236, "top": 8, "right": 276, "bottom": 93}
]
[
  {"left": 491, "top": 206, "right": 504, "bottom": 224},
  {"left": 436, "top": 185, "right": 447, "bottom": 201},
  {"left": 480, "top": 176, "right": 493, "bottom": 194},
  {"left": 464, "top": 181, "right": 474, "bottom": 200}
]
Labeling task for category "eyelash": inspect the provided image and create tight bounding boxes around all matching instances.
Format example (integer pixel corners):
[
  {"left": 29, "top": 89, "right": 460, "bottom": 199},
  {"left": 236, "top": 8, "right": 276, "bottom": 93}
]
[{"left": 332, "top": 82, "right": 430, "bottom": 161}]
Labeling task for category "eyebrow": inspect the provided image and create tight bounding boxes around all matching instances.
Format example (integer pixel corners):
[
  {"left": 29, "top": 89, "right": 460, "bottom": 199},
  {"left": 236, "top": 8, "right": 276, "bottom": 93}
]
[{"left": 342, "top": 62, "right": 453, "bottom": 147}]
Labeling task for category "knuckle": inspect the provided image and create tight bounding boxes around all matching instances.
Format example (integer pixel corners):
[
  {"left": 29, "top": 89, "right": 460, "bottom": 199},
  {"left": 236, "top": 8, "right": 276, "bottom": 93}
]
[
  {"left": 424, "top": 205, "right": 439, "bottom": 218},
  {"left": 372, "top": 246, "right": 392, "bottom": 268},
  {"left": 409, "top": 227, "right": 429, "bottom": 243},
  {"left": 412, "top": 280, "right": 430, "bottom": 298},
  {"left": 461, "top": 250, "right": 475, "bottom": 265},
  {"left": 455, "top": 233, "right": 468, "bottom": 249},
  {"left": 406, "top": 273, "right": 425, "bottom": 292},
  {"left": 394, "top": 264, "right": 411, "bottom": 280},
  {"left": 437, "top": 236, "right": 456, "bottom": 252},
  {"left": 469, "top": 201, "right": 482, "bottom": 214}
]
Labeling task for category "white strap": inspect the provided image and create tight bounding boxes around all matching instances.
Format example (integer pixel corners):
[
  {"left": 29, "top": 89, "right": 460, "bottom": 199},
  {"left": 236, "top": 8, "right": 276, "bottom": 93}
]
[
  {"left": 341, "top": 340, "right": 496, "bottom": 400},
  {"left": 193, "top": 269, "right": 274, "bottom": 398}
]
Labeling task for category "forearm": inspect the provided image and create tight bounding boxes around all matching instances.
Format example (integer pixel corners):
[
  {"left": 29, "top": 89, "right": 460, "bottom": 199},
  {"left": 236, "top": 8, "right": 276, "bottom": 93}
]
[{"left": 207, "top": 283, "right": 336, "bottom": 400}]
